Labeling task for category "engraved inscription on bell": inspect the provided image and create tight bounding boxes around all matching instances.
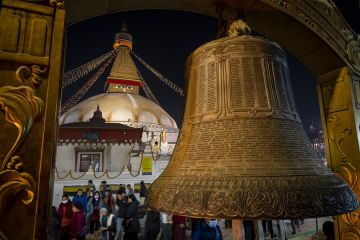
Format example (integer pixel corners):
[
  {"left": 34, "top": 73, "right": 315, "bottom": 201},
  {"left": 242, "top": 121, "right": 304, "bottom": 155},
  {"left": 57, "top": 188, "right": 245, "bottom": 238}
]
[{"left": 147, "top": 34, "right": 359, "bottom": 219}]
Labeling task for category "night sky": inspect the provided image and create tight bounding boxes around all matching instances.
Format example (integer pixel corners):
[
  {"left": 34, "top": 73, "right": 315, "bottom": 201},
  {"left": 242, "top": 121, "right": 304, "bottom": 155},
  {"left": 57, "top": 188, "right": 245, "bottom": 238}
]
[{"left": 63, "top": 1, "right": 360, "bottom": 132}]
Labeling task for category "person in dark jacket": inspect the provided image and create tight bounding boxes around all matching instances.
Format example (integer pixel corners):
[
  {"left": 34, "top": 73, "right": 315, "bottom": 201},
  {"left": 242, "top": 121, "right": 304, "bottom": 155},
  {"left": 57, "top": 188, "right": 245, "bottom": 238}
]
[
  {"left": 115, "top": 190, "right": 127, "bottom": 240},
  {"left": 100, "top": 180, "right": 107, "bottom": 197},
  {"left": 172, "top": 215, "right": 186, "bottom": 240},
  {"left": 58, "top": 194, "right": 73, "bottom": 240},
  {"left": 49, "top": 206, "right": 60, "bottom": 240},
  {"left": 145, "top": 209, "right": 160, "bottom": 240},
  {"left": 323, "top": 221, "right": 335, "bottom": 240},
  {"left": 139, "top": 181, "right": 147, "bottom": 205},
  {"left": 243, "top": 220, "right": 255, "bottom": 240},
  {"left": 72, "top": 189, "right": 87, "bottom": 214},
  {"left": 100, "top": 207, "right": 116, "bottom": 240},
  {"left": 70, "top": 202, "right": 85, "bottom": 240},
  {"left": 103, "top": 190, "right": 116, "bottom": 214},
  {"left": 86, "top": 191, "right": 104, "bottom": 234},
  {"left": 192, "top": 219, "right": 222, "bottom": 240},
  {"left": 123, "top": 194, "right": 140, "bottom": 240}
]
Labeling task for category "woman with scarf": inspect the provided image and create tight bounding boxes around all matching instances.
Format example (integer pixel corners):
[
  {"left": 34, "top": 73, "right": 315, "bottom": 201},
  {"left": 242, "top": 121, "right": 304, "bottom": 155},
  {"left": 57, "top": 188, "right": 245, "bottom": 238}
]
[{"left": 99, "top": 208, "right": 116, "bottom": 240}]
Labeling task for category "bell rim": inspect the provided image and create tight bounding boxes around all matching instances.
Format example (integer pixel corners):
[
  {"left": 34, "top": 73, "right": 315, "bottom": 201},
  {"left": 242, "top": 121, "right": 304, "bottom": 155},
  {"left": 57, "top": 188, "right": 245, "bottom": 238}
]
[{"left": 146, "top": 182, "right": 359, "bottom": 219}]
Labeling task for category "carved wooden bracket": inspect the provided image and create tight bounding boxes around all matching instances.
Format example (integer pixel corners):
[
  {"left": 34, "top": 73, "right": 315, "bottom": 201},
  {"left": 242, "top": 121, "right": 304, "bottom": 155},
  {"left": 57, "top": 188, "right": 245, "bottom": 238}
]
[{"left": 0, "top": 65, "right": 47, "bottom": 239}]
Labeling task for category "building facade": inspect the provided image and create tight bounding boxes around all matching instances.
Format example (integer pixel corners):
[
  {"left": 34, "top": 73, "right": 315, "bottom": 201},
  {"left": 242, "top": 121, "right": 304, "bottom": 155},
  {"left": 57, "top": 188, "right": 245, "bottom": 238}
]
[{"left": 53, "top": 25, "right": 179, "bottom": 206}]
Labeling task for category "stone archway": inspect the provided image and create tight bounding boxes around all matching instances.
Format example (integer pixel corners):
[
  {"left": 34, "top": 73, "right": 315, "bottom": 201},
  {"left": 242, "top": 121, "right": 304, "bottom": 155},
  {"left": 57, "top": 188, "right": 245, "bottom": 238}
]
[{"left": 0, "top": 0, "right": 359, "bottom": 239}]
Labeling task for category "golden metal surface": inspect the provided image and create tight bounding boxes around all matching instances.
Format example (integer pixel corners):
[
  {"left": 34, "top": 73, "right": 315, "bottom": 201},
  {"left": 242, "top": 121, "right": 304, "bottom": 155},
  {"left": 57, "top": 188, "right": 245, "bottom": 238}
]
[
  {"left": 1, "top": 66, "right": 44, "bottom": 170},
  {"left": 0, "top": 0, "right": 64, "bottom": 239},
  {"left": 0, "top": 0, "right": 359, "bottom": 239},
  {"left": 318, "top": 68, "right": 360, "bottom": 239},
  {"left": 147, "top": 34, "right": 358, "bottom": 219},
  {"left": 0, "top": 66, "right": 41, "bottom": 239}
]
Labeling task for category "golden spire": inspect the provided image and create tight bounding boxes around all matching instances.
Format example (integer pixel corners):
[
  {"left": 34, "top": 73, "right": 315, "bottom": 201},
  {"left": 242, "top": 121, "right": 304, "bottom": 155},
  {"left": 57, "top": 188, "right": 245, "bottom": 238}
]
[{"left": 105, "top": 23, "right": 142, "bottom": 94}]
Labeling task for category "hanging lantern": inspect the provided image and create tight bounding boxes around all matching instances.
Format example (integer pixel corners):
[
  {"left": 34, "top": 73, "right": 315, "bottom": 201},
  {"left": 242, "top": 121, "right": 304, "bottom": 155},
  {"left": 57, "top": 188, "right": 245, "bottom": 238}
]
[{"left": 147, "top": 20, "right": 358, "bottom": 219}]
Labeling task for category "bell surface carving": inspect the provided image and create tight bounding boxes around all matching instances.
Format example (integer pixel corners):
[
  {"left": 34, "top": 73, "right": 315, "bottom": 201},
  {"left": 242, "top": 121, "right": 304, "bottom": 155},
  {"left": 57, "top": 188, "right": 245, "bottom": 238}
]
[{"left": 147, "top": 29, "right": 359, "bottom": 219}]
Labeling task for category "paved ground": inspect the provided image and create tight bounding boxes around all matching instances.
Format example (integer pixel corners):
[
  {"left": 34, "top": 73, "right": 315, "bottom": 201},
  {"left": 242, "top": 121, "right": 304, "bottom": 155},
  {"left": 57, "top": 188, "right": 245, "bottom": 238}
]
[
  {"left": 87, "top": 217, "right": 331, "bottom": 239},
  {"left": 219, "top": 217, "right": 331, "bottom": 240}
]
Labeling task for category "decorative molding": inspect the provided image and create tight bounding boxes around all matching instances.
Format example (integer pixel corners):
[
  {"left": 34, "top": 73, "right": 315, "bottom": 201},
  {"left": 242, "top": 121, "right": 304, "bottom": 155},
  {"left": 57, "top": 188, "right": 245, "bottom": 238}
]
[
  {"left": 335, "top": 163, "right": 360, "bottom": 228},
  {"left": 0, "top": 65, "right": 46, "bottom": 239},
  {"left": 147, "top": 175, "right": 358, "bottom": 219},
  {"left": 22, "top": 0, "right": 64, "bottom": 8},
  {"left": 326, "top": 112, "right": 360, "bottom": 239},
  {"left": 341, "top": 225, "right": 360, "bottom": 240},
  {"left": 266, "top": 0, "right": 360, "bottom": 74},
  {"left": 49, "top": 0, "right": 64, "bottom": 8},
  {"left": 351, "top": 72, "right": 360, "bottom": 109},
  {"left": 15, "top": 65, "right": 48, "bottom": 89},
  {"left": 327, "top": 114, "right": 352, "bottom": 162}
]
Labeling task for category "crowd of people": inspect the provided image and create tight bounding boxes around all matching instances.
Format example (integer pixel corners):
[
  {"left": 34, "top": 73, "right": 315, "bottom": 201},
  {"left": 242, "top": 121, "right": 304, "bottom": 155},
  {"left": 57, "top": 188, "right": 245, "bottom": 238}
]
[
  {"left": 50, "top": 180, "right": 143, "bottom": 240},
  {"left": 49, "top": 179, "right": 334, "bottom": 240},
  {"left": 49, "top": 180, "right": 225, "bottom": 240}
]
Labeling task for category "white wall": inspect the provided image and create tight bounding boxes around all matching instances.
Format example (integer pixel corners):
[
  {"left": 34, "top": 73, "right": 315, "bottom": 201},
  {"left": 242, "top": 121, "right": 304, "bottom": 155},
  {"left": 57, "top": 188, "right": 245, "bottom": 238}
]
[
  {"left": 56, "top": 144, "right": 76, "bottom": 171},
  {"left": 108, "top": 143, "right": 133, "bottom": 171}
]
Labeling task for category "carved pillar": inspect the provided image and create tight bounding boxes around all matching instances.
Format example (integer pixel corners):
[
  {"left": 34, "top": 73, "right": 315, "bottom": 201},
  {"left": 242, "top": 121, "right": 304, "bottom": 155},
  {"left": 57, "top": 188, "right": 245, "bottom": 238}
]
[
  {"left": 318, "top": 67, "right": 360, "bottom": 239},
  {"left": 0, "top": 0, "right": 64, "bottom": 239}
]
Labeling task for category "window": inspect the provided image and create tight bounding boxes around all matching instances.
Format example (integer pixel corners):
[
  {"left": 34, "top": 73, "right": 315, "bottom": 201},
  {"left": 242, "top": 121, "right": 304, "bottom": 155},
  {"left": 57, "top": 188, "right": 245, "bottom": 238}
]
[
  {"left": 83, "top": 131, "right": 99, "bottom": 140},
  {"left": 76, "top": 152, "right": 103, "bottom": 172}
]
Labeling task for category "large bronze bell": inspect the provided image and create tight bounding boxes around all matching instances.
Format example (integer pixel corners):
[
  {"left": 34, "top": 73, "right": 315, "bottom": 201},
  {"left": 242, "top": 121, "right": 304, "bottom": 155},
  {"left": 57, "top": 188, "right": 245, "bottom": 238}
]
[{"left": 147, "top": 21, "right": 358, "bottom": 219}]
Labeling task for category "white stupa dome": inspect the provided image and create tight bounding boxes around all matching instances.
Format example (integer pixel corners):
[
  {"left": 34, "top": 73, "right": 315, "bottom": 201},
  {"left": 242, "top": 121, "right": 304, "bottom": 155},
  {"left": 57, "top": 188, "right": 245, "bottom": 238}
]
[
  {"left": 59, "top": 93, "right": 178, "bottom": 132},
  {"left": 61, "top": 25, "right": 179, "bottom": 132}
]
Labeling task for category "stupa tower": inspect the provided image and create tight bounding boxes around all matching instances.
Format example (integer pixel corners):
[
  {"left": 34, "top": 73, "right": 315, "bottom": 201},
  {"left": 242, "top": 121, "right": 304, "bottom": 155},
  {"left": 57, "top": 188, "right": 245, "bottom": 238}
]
[{"left": 105, "top": 23, "right": 143, "bottom": 94}]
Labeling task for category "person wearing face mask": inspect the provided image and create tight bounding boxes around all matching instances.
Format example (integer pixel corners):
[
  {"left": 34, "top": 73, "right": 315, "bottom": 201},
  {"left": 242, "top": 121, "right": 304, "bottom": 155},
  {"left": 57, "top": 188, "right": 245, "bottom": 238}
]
[
  {"left": 86, "top": 191, "right": 104, "bottom": 234},
  {"left": 57, "top": 194, "right": 73, "bottom": 240},
  {"left": 191, "top": 218, "right": 223, "bottom": 240}
]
